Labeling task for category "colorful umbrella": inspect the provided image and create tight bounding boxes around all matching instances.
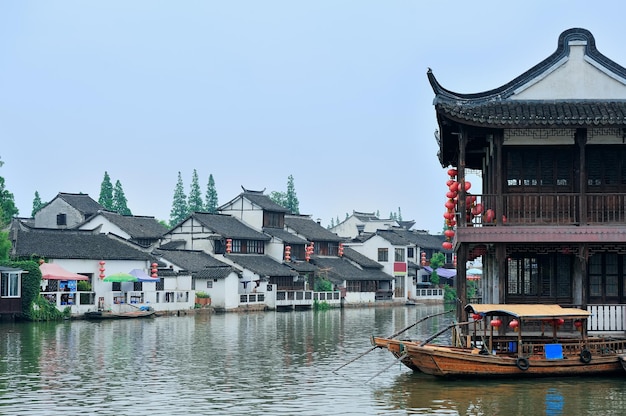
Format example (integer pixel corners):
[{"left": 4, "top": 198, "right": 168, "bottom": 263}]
[
  {"left": 103, "top": 273, "right": 138, "bottom": 282},
  {"left": 129, "top": 269, "right": 159, "bottom": 282},
  {"left": 40, "top": 263, "right": 89, "bottom": 280}
]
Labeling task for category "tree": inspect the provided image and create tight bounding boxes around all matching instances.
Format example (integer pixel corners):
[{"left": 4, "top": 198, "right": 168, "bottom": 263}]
[
  {"left": 429, "top": 252, "right": 446, "bottom": 286},
  {"left": 188, "top": 169, "right": 204, "bottom": 213},
  {"left": 0, "top": 178, "right": 18, "bottom": 226},
  {"left": 269, "top": 191, "right": 287, "bottom": 207},
  {"left": 169, "top": 171, "right": 188, "bottom": 226},
  {"left": 204, "top": 174, "right": 219, "bottom": 213},
  {"left": 112, "top": 180, "right": 132, "bottom": 215},
  {"left": 98, "top": 171, "right": 114, "bottom": 210},
  {"left": 285, "top": 174, "right": 300, "bottom": 214},
  {"left": 397, "top": 207, "right": 403, "bottom": 221},
  {"left": 31, "top": 191, "right": 45, "bottom": 217}
]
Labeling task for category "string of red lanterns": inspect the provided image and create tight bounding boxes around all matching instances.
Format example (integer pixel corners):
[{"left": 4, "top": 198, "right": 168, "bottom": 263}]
[{"left": 99, "top": 261, "right": 106, "bottom": 279}]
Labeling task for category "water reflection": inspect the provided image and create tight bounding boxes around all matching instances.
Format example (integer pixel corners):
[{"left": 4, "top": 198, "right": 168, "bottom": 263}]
[{"left": 0, "top": 306, "right": 624, "bottom": 415}]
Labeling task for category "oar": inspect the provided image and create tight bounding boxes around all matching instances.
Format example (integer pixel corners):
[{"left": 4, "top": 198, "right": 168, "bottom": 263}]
[
  {"left": 366, "top": 352, "right": 408, "bottom": 383},
  {"left": 332, "top": 308, "right": 453, "bottom": 373}
]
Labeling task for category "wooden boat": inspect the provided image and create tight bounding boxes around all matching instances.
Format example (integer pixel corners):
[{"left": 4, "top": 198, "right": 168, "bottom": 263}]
[
  {"left": 372, "top": 304, "right": 626, "bottom": 378},
  {"left": 84, "top": 310, "right": 156, "bottom": 320}
]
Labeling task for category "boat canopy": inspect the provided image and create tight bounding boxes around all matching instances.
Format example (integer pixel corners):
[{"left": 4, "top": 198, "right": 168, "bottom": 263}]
[{"left": 465, "top": 304, "right": 591, "bottom": 320}]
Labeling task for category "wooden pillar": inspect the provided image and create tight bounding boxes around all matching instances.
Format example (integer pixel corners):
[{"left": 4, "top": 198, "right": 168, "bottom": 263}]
[
  {"left": 494, "top": 131, "right": 504, "bottom": 223},
  {"left": 496, "top": 244, "right": 507, "bottom": 304},
  {"left": 456, "top": 128, "right": 468, "bottom": 323},
  {"left": 577, "top": 128, "right": 587, "bottom": 224}
]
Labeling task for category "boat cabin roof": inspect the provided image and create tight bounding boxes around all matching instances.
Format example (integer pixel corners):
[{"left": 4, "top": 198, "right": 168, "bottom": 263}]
[{"left": 465, "top": 304, "right": 591, "bottom": 320}]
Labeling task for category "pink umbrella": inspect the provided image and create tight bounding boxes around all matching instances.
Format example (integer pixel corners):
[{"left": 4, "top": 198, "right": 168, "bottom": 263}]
[{"left": 40, "top": 263, "right": 89, "bottom": 280}]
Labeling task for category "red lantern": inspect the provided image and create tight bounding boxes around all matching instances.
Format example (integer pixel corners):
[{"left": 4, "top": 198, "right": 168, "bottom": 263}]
[
  {"left": 555, "top": 318, "right": 564, "bottom": 326},
  {"left": 485, "top": 209, "right": 495, "bottom": 223},
  {"left": 574, "top": 320, "right": 583, "bottom": 331},
  {"left": 464, "top": 181, "right": 472, "bottom": 191},
  {"left": 449, "top": 182, "right": 459, "bottom": 192},
  {"left": 445, "top": 200, "right": 456, "bottom": 210},
  {"left": 151, "top": 262, "right": 158, "bottom": 278},
  {"left": 99, "top": 260, "right": 106, "bottom": 279},
  {"left": 447, "top": 168, "right": 458, "bottom": 177},
  {"left": 226, "top": 238, "right": 232, "bottom": 253},
  {"left": 472, "top": 313, "right": 482, "bottom": 321},
  {"left": 490, "top": 319, "right": 502, "bottom": 328},
  {"left": 338, "top": 243, "right": 344, "bottom": 257},
  {"left": 509, "top": 320, "right": 519, "bottom": 331},
  {"left": 444, "top": 229, "right": 455, "bottom": 238},
  {"left": 442, "top": 241, "right": 453, "bottom": 250},
  {"left": 446, "top": 191, "right": 457, "bottom": 199}
]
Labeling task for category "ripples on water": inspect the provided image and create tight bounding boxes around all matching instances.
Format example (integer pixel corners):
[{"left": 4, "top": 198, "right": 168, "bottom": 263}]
[{"left": 1, "top": 305, "right": 625, "bottom": 415}]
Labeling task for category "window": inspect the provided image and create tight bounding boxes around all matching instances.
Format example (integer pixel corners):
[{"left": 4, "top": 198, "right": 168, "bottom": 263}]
[
  {"left": 506, "top": 147, "right": 573, "bottom": 189},
  {"left": 587, "top": 146, "right": 626, "bottom": 188},
  {"left": 207, "top": 281, "right": 213, "bottom": 289},
  {"left": 378, "top": 248, "right": 388, "bottom": 262},
  {"left": 394, "top": 248, "right": 405, "bottom": 262},
  {"left": 263, "top": 211, "right": 284, "bottom": 228},
  {"left": 506, "top": 254, "right": 572, "bottom": 302},
  {"left": 57, "top": 213, "right": 67, "bottom": 226},
  {"left": 407, "top": 247, "right": 414, "bottom": 259},
  {"left": 1, "top": 272, "right": 20, "bottom": 297}
]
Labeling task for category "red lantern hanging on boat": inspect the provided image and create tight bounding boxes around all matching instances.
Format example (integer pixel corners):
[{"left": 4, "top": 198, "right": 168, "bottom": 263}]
[
  {"left": 490, "top": 319, "right": 502, "bottom": 328},
  {"left": 574, "top": 320, "right": 583, "bottom": 331},
  {"left": 472, "top": 313, "right": 482, "bottom": 321},
  {"left": 509, "top": 319, "right": 519, "bottom": 332},
  {"left": 555, "top": 318, "right": 565, "bottom": 327}
]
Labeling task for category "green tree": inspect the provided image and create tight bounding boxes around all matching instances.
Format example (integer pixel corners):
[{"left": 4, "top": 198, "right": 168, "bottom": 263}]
[
  {"left": 0, "top": 231, "right": 11, "bottom": 260},
  {"left": 170, "top": 171, "right": 188, "bottom": 226},
  {"left": 188, "top": 169, "right": 204, "bottom": 213},
  {"left": 285, "top": 174, "right": 300, "bottom": 214},
  {"left": 204, "top": 174, "right": 219, "bottom": 213},
  {"left": 429, "top": 252, "right": 446, "bottom": 286},
  {"left": 269, "top": 191, "right": 287, "bottom": 207},
  {"left": 112, "top": 180, "right": 132, "bottom": 215},
  {"left": 397, "top": 207, "right": 403, "bottom": 221},
  {"left": 31, "top": 191, "right": 45, "bottom": 217},
  {"left": 0, "top": 178, "right": 18, "bottom": 225},
  {"left": 98, "top": 171, "right": 114, "bottom": 210}
]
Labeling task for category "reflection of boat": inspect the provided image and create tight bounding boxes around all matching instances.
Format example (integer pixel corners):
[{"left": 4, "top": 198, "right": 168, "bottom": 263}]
[
  {"left": 84, "top": 310, "right": 155, "bottom": 320},
  {"left": 372, "top": 304, "right": 626, "bottom": 378}
]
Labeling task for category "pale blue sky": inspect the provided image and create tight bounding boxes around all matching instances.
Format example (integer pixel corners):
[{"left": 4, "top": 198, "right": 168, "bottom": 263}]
[{"left": 1, "top": 1, "right": 624, "bottom": 232}]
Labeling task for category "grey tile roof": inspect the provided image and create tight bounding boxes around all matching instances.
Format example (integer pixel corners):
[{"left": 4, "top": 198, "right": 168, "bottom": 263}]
[
  {"left": 376, "top": 229, "right": 412, "bottom": 246},
  {"left": 285, "top": 215, "right": 343, "bottom": 242},
  {"left": 311, "top": 256, "right": 392, "bottom": 282},
  {"left": 99, "top": 211, "right": 168, "bottom": 239},
  {"left": 57, "top": 193, "right": 103, "bottom": 216},
  {"left": 13, "top": 228, "right": 156, "bottom": 261},
  {"left": 390, "top": 228, "right": 448, "bottom": 251},
  {"left": 219, "top": 188, "right": 289, "bottom": 213},
  {"left": 342, "top": 247, "right": 383, "bottom": 269},
  {"left": 191, "top": 213, "right": 271, "bottom": 240},
  {"left": 154, "top": 249, "right": 233, "bottom": 279},
  {"left": 262, "top": 227, "right": 309, "bottom": 245},
  {"left": 225, "top": 253, "right": 297, "bottom": 277},
  {"left": 286, "top": 260, "right": 318, "bottom": 273}
]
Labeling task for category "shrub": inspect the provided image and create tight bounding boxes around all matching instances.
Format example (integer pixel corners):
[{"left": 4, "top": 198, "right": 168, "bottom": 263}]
[{"left": 195, "top": 291, "right": 211, "bottom": 298}]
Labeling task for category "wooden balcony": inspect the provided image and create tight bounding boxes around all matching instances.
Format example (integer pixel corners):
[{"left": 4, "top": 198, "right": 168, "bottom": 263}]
[{"left": 455, "top": 193, "right": 626, "bottom": 244}]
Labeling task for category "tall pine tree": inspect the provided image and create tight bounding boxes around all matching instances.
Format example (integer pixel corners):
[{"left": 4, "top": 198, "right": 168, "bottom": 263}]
[
  {"left": 204, "top": 174, "right": 218, "bottom": 213},
  {"left": 188, "top": 169, "right": 204, "bottom": 213},
  {"left": 0, "top": 158, "right": 18, "bottom": 225},
  {"left": 31, "top": 191, "right": 45, "bottom": 216},
  {"left": 98, "top": 171, "right": 114, "bottom": 210},
  {"left": 169, "top": 171, "right": 188, "bottom": 226},
  {"left": 113, "top": 180, "right": 132, "bottom": 215},
  {"left": 285, "top": 174, "right": 299, "bottom": 214}
]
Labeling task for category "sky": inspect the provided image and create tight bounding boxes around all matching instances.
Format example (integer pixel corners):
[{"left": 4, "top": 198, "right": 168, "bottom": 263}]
[{"left": 2, "top": 1, "right": 626, "bottom": 233}]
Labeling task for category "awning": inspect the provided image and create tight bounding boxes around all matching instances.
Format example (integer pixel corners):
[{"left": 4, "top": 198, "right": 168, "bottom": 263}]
[
  {"left": 423, "top": 266, "right": 456, "bottom": 279},
  {"left": 129, "top": 269, "right": 160, "bottom": 282},
  {"left": 40, "top": 263, "right": 89, "bottom": 280}
]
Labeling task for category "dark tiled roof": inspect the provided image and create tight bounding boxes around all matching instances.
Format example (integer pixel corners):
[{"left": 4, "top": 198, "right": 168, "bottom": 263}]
[
  {"left": 13, "top": 228, "right": 155, "bottom": 261},
  {"left": 99, "top": 211, "right": 168, "bottom": 239},
  {"left": 353, "top": 211, "right": 380, "bottom": 221},
  {"left": 57, "top": 193, "right": 103, "bottom": 216},
  {"left": 285, "top": 215, "right": 343, "bottom": 242},
  {"left": 311, "top": 256, "right": 392, "bottom": 282},
  {"left": 154, "top": 249, "right": 233, "bottom": 279},
  {"left": 287, "top": 260, "right": 318, "bottom": 273},
  {"left": 376, "top": 229, "right": 412, "bottom": 246},
  {"left": 343, "top": 247, "right": 383, "bottom": 270},
  {"left": 242, "top": 190, "right": 289, "bottom": 212},
  {"left": 191, "top": 213, "right": 270, "bottom": 241},
  {"left": 434, "top": 100, "right": 626, "bottom": 129},
  {"left": 391, "top": 228, "right": 448, "bottom": 251},
  {"left": 262, "top": 227, "right": 309, "bottom": 245},
  {"left": 225, "top": 254, "right": 297, "bottom": 277}
]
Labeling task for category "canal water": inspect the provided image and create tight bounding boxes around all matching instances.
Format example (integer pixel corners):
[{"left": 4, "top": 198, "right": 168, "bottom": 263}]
[{"left": 1, "top": 305, "right": 625, "bottom": 415}]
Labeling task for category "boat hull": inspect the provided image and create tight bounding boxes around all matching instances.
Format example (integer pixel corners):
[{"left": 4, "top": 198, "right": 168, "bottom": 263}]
[
  {"left": 372, "top": 337, "right": 624, "bottom": 378},
  {"left": 84, "top": 310, "right": 155, "bottom": 320}
]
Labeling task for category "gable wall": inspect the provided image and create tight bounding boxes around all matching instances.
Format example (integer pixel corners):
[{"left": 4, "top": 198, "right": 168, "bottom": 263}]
[
  {"left": 35, "top": 199, "right": 84, "bottom": 228},
  {"left": 162, "top": 217, "right": 217, "bottom": 252},
  {"left": 514, "top": 43, "right": 626, "bottom": 100},
  {"left": 219, "top": 197, "right": 264, "bottom": 229},
  {"left": 79, "top": 216, "right": 130, "bottom": 239}
]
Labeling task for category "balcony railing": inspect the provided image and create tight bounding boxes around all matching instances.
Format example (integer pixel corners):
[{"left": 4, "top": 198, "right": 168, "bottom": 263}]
[{"left": 461, "top": 193, "right": 626, "bottom": 226}]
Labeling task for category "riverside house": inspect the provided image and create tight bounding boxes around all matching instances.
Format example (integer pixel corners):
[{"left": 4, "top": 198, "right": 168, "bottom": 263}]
[{"left": 434, "top": 28, "right": 626, "bottom": 334}]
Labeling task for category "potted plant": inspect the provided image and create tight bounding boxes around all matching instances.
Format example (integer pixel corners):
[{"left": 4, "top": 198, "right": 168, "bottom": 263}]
[{"left": 195, "top": 291, "right": 211, "bottom": 306}]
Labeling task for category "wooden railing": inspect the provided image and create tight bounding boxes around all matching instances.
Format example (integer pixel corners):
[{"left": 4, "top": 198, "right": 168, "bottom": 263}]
[{"left": 462, "top": 193, "right": 626, "bottom": 226}]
